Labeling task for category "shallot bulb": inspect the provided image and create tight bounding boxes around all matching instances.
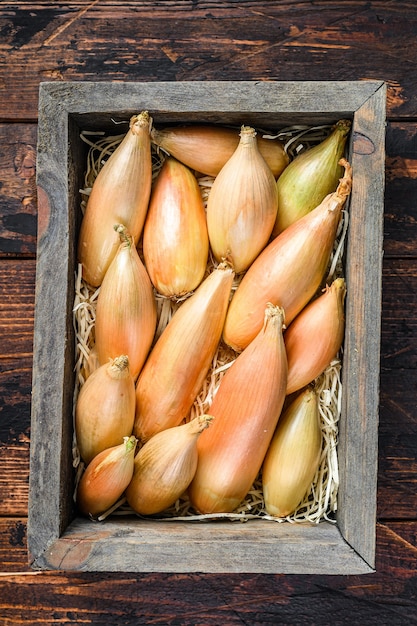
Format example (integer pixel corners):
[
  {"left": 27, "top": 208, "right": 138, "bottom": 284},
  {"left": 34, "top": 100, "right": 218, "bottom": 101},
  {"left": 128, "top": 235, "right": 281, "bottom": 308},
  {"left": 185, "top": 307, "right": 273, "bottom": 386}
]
[
  {"left": 78, "top": 111, "right": 152, "bottom": 287},
  {"left": 188, "top": 304, "right": 288, "bottom": 514},
  {"left": 75, "top": 355, "right": 135, "bottom": 464},
  {"left": 206, "top": 125, "right": 278, "bottom": 273},
  {"left": 126, "top": 414, "right": 213, "bottom": 516}
]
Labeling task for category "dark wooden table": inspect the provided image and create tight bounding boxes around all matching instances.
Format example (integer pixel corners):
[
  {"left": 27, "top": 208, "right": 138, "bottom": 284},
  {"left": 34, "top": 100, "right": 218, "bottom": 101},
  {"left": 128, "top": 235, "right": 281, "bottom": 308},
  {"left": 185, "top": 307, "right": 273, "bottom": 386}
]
[{"left": 1, "top": 2, "right": 416, "bottom": 623}]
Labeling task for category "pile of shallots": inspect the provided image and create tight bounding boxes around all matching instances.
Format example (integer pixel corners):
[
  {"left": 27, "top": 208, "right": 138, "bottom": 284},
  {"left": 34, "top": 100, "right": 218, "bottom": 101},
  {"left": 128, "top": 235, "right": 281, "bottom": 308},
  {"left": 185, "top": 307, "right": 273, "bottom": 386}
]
[{"left": 73, "top": 113, "right": 352, "bottom": 522}]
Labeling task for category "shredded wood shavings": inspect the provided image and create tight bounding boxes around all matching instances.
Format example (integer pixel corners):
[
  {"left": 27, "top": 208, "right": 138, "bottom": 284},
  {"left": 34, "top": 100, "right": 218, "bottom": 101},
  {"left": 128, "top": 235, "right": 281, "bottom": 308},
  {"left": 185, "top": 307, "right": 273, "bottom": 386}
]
[{"left": 73, "top": 121, "right": 348, "bottom": 524}]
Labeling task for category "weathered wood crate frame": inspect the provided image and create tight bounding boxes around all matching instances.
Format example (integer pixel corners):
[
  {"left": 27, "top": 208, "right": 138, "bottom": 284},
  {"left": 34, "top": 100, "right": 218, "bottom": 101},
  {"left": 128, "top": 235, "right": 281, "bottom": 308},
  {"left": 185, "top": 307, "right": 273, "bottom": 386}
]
[{"left": 28, "top": 80, "right": 386, "bottom": 574}]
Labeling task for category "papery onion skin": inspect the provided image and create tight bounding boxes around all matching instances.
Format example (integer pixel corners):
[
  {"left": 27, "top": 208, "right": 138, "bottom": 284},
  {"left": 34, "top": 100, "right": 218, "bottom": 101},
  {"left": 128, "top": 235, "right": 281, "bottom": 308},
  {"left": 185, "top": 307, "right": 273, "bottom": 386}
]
[
  {"left": 206, "top": 125, "right": 278, "bottom": 274},
  {"left": 75, "top": 355, "right": 136, "bottom": 464},
  {"left": 77, "top": 435, "right": 137, "bottom": 517},
  {"left": 223, "top": 159, "right": 352, "bottom": 352},
  {"left": 126, "top": 414, "right": 213, "bottom": 516},
  {"left": 95, "top": 225, "right": 157, "bottom": 381},
  {"left": 143, "top": 156, "right": 209, "bottom": 297},
  {"left": 273, "top": 119, "right": 351, "bottom": 236},
  {"left": 285, "top": 277, "right": 346, "bottom": 395},
  {"left": 134, "top": 263, "right": 234, "bottom": 443},
  {"left": 262, "top": 387, "right": 322, "bottom": 518},
  {"left": 188, "top": 304, "right": 287, "bottom": 515},
  {"left": 78, "top": 111, "right": 152, "bottom": 287},
  {"left": 151, "top": 124, "right": 289, "bottom": 178}
]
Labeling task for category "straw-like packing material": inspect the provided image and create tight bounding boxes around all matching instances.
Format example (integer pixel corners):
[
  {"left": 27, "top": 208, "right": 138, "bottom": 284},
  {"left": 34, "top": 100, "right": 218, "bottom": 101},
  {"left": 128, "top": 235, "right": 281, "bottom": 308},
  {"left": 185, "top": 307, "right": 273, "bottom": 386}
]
[{"left": 73, "top": 122, "right": 348, "bottom": 524}]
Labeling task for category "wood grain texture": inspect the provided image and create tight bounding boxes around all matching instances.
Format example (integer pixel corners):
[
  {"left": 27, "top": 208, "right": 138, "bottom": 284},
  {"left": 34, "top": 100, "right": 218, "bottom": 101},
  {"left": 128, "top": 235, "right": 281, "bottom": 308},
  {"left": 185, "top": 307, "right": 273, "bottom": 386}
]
[
  {"left": 0, "top": 522, "right": 416, "bottom": 623},
  {"left": 385, "top": 122, "right": 417, "bottom": 259},
  {"left": 0, "top": 125, "right": 37, "bottom": 257},
  {"left": 29, "top": 517, "right": 372, "bottom": 574},
  {"left": 0, "top": 2, "right": 416, "bottom": 120},
  {"left": 336, "top": 83, "right": 385, "bottom": 567},
  {"left": 0, "top": 0, "right": 416, "bottom": 618}
]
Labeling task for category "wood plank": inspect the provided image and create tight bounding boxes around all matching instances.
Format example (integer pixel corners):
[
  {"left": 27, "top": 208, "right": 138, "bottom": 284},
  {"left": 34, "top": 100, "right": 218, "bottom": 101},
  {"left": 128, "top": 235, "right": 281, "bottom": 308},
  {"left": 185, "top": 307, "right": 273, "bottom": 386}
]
[
  {"left": 29, "top": 517, "right": 373, "bottom": 574},
  {"left": 0, "top": 520, "right": 416, "bottom": 623},
  {"left": 0, "top": 445, "right": 29, "bottom": 517},
  {"left": 0, "top": 2, "right": 416, "bottom": 120},
  {"left": 381, "top": 258, "right": 417, "bottom": 370},
  {"left": 0, "top": 518, "right": 28, "bottom": 572},
  {"left": 385, "top": 122, "right": 417, "bottom": 259},
  {"left": 0, "top": 125, "right": 37, "bottom": 257},
  {"left": 378, "top": 369, "right": 417, "bottom": 519},
  {"left": 336, "top": 83, "right": 385, "bottom": 568},
  {"left": 378, "top": 260, "right": 417, "bottom": 518},
  {"left": 0, "top": 260, "right": 33, "bottom": 516},
  {"left": 0, "top": 260, "right": 35, "bottom": 357}
]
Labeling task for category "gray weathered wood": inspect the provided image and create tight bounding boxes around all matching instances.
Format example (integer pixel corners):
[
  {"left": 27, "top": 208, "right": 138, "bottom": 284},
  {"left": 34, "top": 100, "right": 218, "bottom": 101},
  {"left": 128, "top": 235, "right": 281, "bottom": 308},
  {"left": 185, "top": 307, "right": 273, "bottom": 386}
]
[
  {"left": 29, "top": 80, "right": 385, "bottom": 573},
  {"left": 31, "top": 517, "right": 373, "bottom": 574},
  {"left": 337, "top": 82, "right": 387, "bottom": 568}
]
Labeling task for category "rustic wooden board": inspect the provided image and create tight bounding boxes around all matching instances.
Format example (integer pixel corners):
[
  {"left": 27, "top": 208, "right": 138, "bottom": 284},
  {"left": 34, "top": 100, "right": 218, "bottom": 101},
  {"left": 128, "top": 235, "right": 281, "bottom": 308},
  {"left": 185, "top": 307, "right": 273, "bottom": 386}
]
[
  {"left": 30, "top": 517, "right": 372, "bottom": 575},
  {"left": 381, "top": 258, "right": 417, "bottom": 370},
  {"left": 378, "top": 370, "right": 417, "bottom": 519},
  {"left": 0, "top": 445, "right": 29, "bottom": 517},
  {"left": 0, "top": 518, "right": 28, "bottom": 572},
  {"left": 0, "top": 125, "right": 38, "bottom": 257},
  {"left": 385, "top": 122, "right": 417, "bottom": 259},
  {"left": 1, "top": 0, "right": 417, "bottom": 614},
  {"left": 1, "top": 522, "right": 416, "bottom": 622},
  {"left": 336, "top": 82, "right": 386, "bottom": 567},
  {"left": 0, "top": 2, "right": 415, "bottom": 119}
]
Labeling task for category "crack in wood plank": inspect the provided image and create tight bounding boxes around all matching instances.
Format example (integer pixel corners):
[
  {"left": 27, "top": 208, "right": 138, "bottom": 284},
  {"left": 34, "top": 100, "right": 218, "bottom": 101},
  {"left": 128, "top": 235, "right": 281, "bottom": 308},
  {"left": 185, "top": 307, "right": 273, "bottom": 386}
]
[
  {"left": 42, "top": 0, "right": 101, "bottom": 46},
  {"left": 380, "top": 523, "right": 417, "bottom": 557},
  {"left": 381, "top": 395, "right": 417, "bottom": 425}
]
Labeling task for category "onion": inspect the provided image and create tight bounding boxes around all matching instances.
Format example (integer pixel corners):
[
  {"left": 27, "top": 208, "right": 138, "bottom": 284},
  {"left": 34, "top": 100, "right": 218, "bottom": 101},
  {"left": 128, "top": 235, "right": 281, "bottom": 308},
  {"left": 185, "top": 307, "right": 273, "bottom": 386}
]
[
  {"left": 126, "top": 414, "right": 213, "bottom": 516},
  {"left": 77, "top": 435, "right": 137, "bottom": 517},
  {"left": 78, "top": 111, "right": 152, "bottom": 287},
  {"left": 285, "top": 277, "right": 346, "bottom": 395},
  {"left": 143, "top": 156, "right": 209, "bottom": 297},
  {"left": 206, "top": 125, "right": 278, "bottom": 273},
  {"left": 95, "top": 225, "right": 157, "bottom": 381},
  {"left": 262, "top": 387, "right": 322, "bottom": 518},
  {"left": 151, "top": 123, "right": 289, "bottom": 178},
  {"left": 273, "top": 119, "right": 351, "bottom": 236},
  {"left": 188, "top": 304, "right": 287, "bottom": 514},
  {"left": 134, "top": 262, "right": 234, "bottom": 443},
  {"left": 75, "top": 355, "right": 136, "bottom": 464}
]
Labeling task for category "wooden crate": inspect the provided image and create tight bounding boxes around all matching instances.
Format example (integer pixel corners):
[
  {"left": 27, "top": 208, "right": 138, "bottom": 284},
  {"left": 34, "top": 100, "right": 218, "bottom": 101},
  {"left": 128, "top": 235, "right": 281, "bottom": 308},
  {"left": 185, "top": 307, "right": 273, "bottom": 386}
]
[{"left": 28, "top": 80, "right": 386, "bottom": 574}]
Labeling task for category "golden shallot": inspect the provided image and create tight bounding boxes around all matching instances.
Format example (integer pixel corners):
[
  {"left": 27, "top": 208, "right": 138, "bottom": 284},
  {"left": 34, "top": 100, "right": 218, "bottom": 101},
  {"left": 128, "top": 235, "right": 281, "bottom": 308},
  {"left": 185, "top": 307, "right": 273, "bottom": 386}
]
[
  {"left": 95, "top": 225, "right": 157, "bottom": 381},
  {"left": 75, "top": 355, "right": 136, "bottom": 464},
  {"left": 262, "top": 387, "right": 322, "bottom": 517},
  {"left": 78, "top": 111, "right": 152, "bottom": 287},
  {"left": 273, "top": 119, "right": 351, "bottom": 236},
  {"left": 143, "top": 156, "right": 209, "bottom": 297},
  {"left": 188, "top": 304, "right": 287, "bottom": 514},
  {"left": 77, "top": 435, "right": 137, "bottom": 517},
  {"left": 126, "top": 414, "right": 213, "bottom": 516},
  {"left": 134, "top": 262, "right": 234, "bottom": 442},
  {"left": 151, "top": 123, "right": 289, "bottom": 178},
  {"left": 206, "top": 125, "right": 278, "bottom": 273},
  {"left": 285, "top": 277, "right": 346, "bottom": 395}
]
